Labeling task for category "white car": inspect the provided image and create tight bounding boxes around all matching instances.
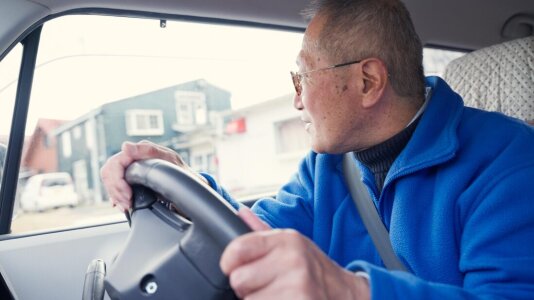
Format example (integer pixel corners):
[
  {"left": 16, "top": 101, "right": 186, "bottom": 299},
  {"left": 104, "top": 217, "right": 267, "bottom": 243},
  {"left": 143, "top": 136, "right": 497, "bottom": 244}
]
[{"left": 20, "top": 172, "right": 79, "bottom": 212}]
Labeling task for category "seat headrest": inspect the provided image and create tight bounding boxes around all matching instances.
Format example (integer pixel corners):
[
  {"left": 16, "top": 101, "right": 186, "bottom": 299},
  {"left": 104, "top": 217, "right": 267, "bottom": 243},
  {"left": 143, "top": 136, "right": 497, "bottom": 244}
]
[{"left": 443, "top": 36, "right": 534, "bottom": 123}]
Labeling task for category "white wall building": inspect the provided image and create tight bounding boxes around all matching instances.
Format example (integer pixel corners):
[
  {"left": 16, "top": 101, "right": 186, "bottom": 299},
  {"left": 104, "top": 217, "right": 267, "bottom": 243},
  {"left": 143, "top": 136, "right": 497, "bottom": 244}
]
[{"left": 215, "top": 94, "right": 310, "bottom": 199}]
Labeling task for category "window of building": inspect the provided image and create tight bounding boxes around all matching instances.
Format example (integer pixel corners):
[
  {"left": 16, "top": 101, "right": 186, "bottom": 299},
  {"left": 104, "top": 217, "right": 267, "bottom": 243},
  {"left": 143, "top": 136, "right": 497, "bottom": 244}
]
[
  {"left": 73, "top": 125, "right": 81, "bottom": 139},
  {"left": 177, "top": 102, "right": 193, "bottom": 125},
  {"left": 73, "top": 159, "right": 89, "bottom": 201},
  {"left": 175, "top": 91, "right": 207, "bottom": 126},
  {"left": 125, "top": 109, "right": 164, "bottom": 136},
  {"left": 85, "top": 119, "right": 95, "bottom": 151},
  {"left": 195, "top": 102, "right": 207, "bottom": 125},
  {"left": 61, "top": 131, "right": 72, "bottom": 158}
]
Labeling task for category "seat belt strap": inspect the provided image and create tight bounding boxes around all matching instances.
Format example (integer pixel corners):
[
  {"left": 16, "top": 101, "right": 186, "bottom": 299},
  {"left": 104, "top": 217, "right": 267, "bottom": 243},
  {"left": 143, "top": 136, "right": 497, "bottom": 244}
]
[{"left": 342, "top": 153, "right": 409, "bottom": 272}]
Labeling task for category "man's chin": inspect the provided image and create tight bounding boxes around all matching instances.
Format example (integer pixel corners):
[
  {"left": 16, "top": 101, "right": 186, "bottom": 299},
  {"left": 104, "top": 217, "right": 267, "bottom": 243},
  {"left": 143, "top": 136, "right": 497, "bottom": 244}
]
[{"left": 310, "top": 141, "right": 346, "bottom": 155}]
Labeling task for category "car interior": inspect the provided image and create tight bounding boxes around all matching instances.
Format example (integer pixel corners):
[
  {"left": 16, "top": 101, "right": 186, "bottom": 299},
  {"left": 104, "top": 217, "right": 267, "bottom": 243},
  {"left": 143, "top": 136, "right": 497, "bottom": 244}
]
[
  {"left": 0, "top": 0, "right": 533, "bottom": 299},
  {"left": 443, "top": 36, "right": 534, "bottom": 123}
]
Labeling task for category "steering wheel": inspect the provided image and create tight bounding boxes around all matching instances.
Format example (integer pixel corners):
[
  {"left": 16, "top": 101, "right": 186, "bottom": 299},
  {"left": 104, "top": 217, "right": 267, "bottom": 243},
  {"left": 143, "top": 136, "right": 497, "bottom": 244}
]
[{"left": 82, "top": 159, "right": 251, "bottom": 300}]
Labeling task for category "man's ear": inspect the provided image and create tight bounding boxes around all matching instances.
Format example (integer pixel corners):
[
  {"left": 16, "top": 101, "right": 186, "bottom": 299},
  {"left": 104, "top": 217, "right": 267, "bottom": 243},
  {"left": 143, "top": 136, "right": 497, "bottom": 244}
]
[{"left": 359, "top": 58, "right": 388, "bottom": 108}]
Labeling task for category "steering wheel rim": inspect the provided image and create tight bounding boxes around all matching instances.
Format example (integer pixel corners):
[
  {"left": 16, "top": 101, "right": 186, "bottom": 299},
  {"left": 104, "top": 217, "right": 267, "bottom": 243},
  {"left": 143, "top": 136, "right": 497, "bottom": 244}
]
[
  {"left": 125, "top": 158, "right": 251, "bottom": 245},
  {"left": 83, "top": 159, "right": 251, "bottom": 300}
]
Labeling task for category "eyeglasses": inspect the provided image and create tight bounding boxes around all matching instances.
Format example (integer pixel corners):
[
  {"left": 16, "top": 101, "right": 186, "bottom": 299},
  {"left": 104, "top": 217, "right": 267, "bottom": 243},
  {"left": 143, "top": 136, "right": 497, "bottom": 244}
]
[{"left": 290, "top": 59, "right": 362, "bottom": 96}]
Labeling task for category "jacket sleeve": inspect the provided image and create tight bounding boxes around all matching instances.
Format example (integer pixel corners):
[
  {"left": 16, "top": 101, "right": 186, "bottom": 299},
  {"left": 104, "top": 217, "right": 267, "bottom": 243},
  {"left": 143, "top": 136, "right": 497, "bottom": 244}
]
[
  {"left": 199, "top": 172, "right": 241, "bottom": 211},
  {"left": 250, "top": 153, "right": 316, "bottom": 238},
  {"left": 347, "top": 163, "right": 534, "bottom": 300},
  {"left": 200, "top": 153, "right": 316, "bottom": 238}
]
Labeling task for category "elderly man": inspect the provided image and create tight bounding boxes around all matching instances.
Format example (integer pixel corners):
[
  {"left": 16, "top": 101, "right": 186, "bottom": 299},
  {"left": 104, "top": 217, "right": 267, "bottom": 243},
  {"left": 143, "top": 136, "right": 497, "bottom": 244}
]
[{"left": 101, "top": 0, "right": 534, "bottom": 299}]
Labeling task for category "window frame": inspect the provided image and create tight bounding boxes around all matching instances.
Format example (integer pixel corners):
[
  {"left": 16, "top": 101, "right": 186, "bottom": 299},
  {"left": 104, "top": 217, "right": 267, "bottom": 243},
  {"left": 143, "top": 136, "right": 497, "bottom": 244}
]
[
  {"left": 175, "top": 91, "right": 207, "bottom": 127},
  {"left": 0, "top": 26, "right": 42, "bottom": 234}
]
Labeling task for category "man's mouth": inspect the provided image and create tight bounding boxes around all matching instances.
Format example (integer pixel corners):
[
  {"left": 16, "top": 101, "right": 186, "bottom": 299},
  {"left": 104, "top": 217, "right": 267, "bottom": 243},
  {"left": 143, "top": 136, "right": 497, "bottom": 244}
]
[{"left": 301, "top": 116, "right": 312, "bottom": 132}]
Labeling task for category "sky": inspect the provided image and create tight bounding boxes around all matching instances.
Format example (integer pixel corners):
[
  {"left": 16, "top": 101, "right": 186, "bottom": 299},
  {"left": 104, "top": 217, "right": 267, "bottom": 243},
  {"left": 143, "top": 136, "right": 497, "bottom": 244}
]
[{"left": 0, "top": 15, "right": 304, "bottom": 135}]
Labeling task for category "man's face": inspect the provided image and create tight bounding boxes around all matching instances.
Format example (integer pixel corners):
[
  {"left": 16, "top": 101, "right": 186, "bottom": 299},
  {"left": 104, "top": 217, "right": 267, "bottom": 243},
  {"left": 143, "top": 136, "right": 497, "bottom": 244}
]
[{"left": 293, "top": 15, "right": 365, "bottom": 154}]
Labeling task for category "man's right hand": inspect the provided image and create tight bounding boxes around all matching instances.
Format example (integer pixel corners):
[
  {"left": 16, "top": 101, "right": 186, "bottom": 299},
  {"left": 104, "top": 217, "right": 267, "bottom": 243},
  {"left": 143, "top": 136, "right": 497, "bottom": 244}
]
[{"left": 100, "top": 140, "right": 206, "bottom": 212}]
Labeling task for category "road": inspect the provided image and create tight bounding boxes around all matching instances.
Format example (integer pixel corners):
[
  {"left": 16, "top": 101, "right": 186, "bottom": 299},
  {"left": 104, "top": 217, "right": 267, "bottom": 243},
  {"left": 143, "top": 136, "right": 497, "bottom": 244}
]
[{"left": 11, "top": 202, "right": 125, "bottom": 234}]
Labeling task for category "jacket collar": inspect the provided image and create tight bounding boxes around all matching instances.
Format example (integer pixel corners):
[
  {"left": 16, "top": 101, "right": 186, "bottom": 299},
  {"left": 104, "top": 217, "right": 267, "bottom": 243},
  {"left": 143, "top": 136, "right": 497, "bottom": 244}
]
[
  {"left": 384, "top": 76, "right": 463, "bottom": 184},
  {"left": 335, "top": 76, "right": 464, "bottom": 187}
]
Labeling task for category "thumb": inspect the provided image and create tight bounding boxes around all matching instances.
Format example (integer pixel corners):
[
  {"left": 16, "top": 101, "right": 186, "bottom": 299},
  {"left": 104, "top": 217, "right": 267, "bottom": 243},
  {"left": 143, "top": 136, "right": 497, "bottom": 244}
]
[
  {"left": 238, "top": 206, "right": 270, "bottom": 231},
  {"left": 122, "top": 141, "right": 161, "bottom": 160}
]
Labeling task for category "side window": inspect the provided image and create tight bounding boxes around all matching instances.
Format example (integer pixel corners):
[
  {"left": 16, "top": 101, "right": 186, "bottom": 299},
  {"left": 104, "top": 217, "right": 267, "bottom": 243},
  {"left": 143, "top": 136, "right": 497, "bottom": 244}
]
[
  {"left": 3, "top": 18, "right": 469, "bottom": 234},
  {"left": 423, "top": 47, "right": 465, "bottom": 76},
  {"left": 275, "top": 117, "right": 310, "bottom": 155},
  {"left": 4, "top": 17, "right": 469, "bottom": 234},
  {"left": 9, "top": 15, "right": 303, "bottom": 234}
]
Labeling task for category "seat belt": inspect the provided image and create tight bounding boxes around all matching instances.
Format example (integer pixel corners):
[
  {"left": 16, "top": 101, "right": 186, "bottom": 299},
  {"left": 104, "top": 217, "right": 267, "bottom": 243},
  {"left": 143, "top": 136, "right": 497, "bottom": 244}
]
[{"left": 342, "top": 152, "right": 409, "bottom": 272}]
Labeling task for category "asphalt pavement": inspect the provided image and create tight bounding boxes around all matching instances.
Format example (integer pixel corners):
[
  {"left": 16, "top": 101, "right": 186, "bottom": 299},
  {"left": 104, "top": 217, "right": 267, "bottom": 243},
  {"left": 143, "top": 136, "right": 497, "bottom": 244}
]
[{"left": 10, "top": 202, "right": 125, "bottom": 234}]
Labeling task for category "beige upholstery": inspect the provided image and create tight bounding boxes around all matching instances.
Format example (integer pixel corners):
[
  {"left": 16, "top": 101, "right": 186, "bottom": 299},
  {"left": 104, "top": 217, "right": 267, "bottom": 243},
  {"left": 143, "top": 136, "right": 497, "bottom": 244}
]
[{"left": 443, "top": 36, "right": 534, "bottom": 122}]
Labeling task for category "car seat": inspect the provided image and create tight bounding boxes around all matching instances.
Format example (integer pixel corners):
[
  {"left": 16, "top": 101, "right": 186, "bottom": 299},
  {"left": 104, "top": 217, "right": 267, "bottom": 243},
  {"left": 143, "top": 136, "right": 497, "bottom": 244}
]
[{"left": 443, "top": 36, "right": 534, "bottom": 124}]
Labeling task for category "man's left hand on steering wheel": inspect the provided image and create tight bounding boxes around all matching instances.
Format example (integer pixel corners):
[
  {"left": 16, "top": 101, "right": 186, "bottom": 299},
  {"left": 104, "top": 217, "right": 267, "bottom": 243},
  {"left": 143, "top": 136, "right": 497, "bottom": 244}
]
[{"left": 100, "top": 140, "right": 209, "bottom": 213}]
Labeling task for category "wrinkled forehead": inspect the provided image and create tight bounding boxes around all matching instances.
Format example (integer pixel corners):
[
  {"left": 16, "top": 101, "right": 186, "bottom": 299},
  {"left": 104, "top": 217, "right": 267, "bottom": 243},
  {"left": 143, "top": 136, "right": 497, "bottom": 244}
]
[
  {"left": 296, "top": 44, "right": 327, "bottom": 72},
  {"left": 297, "top": 13, "right": 332, "bottom": 68},
  {"left": 296, "top": 48, "right": 314, "bottom": 69}
]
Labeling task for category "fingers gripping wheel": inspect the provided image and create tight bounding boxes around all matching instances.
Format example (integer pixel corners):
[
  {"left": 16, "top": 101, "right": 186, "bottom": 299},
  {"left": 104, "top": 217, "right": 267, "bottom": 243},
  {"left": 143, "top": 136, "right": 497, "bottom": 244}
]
[{"left": 86, "top": 159, "right": 251, "bottom": 300}]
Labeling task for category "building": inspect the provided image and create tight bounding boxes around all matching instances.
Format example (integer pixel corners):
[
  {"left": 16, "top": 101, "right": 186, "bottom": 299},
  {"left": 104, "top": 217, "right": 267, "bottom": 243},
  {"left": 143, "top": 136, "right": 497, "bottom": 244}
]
[
  {"left": 215, "top": 94, "right": 310, "bottom": 198},
  {"left": 20, "top": 118, "right": 66, "bottom": 175},
  {"left": 53, "top": 79, "right": 231, "bottom": 202}
]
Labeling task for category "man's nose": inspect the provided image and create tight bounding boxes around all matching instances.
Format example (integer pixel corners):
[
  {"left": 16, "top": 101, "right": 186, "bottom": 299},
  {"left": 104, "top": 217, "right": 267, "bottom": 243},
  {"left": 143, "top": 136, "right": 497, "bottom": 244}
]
[{"left": 293, "top": 93, "right": 304, "bottom": 110}]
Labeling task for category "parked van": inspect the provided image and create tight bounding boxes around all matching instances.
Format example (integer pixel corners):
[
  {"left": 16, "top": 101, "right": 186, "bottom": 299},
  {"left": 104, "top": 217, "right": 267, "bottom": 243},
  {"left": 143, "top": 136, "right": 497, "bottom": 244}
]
[{"left": 20, "top": 173, "right": 79, "bottom": 212}]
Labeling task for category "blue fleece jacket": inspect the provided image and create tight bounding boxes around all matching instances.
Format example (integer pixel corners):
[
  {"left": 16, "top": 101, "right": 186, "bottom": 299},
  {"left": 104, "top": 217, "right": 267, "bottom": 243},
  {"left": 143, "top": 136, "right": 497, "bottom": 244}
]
[{"left": 206, "top": 76, "right": 534, "bottom": 299}]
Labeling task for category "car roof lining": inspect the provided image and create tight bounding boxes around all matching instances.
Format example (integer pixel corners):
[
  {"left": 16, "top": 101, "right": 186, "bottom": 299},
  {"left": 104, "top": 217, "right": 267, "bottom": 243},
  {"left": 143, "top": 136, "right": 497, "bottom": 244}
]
[
  {"left": 2, "top": 0, "right": 534, "bottom": 58},
  {"left": 32, "top": 0, "right": 534, "bottom": 47}
]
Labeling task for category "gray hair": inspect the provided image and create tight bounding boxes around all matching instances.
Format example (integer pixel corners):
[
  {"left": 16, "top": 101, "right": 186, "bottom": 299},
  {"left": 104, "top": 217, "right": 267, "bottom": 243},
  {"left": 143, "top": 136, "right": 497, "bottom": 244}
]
[{"left": 303, "top": 0, "right": 425, "bottom": 101}]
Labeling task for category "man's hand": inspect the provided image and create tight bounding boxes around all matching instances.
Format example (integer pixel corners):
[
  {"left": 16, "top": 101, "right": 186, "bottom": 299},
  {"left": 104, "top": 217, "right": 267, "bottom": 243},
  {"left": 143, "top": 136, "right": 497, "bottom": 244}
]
[
  {"left": 223, "top": 208, "right": 370, "bottom": 299},
  {"left": 100, "top": 140, "right": 207, "bottom": 212}
]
